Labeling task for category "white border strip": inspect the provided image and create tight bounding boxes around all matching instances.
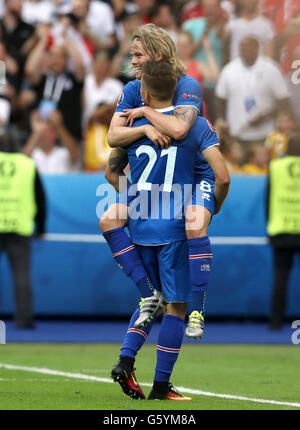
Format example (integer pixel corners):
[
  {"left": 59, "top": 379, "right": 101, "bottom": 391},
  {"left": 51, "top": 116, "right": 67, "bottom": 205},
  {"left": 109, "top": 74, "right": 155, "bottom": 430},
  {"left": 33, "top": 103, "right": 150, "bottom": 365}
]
[
  {"left": 0, "top": 363, "right": 299, "bottom": 408},
  {"left": 43, "top": 234, "right": 268, "bottom": 246}
]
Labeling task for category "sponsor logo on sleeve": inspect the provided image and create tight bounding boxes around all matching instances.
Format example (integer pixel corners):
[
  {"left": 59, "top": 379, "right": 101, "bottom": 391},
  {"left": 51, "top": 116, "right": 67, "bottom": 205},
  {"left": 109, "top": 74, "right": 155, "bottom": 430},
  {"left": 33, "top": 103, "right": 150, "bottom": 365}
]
[{"left": 181, "top": 92, "right": 200, "bottom": 102}]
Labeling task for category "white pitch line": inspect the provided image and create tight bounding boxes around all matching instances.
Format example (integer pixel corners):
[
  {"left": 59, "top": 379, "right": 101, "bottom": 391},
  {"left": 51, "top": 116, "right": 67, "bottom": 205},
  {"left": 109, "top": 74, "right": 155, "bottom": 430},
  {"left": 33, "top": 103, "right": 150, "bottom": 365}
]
[
  {"left": 0, "top": 363, "right": 299, "bottom": 409},
  {"left": 42, "top": 233, "right": 268, "bottom": 246}
]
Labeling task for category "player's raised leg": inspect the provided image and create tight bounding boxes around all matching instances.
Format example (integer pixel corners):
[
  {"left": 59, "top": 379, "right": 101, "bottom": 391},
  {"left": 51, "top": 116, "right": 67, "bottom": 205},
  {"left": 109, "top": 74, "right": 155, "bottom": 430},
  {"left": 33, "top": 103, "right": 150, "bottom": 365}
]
[{"left": 100, "top": 203, "right": 158, "bottom": 299}]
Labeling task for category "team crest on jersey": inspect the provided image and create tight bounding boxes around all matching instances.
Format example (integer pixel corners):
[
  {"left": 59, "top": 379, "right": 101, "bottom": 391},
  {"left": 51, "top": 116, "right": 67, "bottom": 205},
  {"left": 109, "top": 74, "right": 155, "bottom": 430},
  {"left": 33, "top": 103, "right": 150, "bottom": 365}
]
[
  {"left": 206, "top": 119, "right": 215, "bottom": 132},
  {"left": 117, "top": 91, "right": 124, "bottom": 106}
]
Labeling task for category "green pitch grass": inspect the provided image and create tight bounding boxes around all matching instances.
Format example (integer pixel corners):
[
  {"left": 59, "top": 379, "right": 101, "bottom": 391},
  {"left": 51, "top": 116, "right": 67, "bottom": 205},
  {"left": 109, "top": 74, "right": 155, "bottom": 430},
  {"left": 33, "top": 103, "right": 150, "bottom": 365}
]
[{"left": 0, "top": 343, "right": 299, "bottom": 410}]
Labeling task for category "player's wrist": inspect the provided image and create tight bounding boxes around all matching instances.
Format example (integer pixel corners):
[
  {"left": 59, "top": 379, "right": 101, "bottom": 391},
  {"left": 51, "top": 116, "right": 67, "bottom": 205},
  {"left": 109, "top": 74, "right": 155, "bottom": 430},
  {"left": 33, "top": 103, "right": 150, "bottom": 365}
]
[
  {"left": 142, "top": 106, "right": 151, "bottom": 117},
  {"left": 142, "top": 124, "right": 151, "bottom": 135}
]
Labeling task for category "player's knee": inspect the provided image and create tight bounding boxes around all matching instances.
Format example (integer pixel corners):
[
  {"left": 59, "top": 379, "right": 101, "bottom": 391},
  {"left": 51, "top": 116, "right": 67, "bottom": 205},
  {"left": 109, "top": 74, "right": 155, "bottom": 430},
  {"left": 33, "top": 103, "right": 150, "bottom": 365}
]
[
  {"left": 165, "top": 302, "right": 187, "bottom": 319},
  {"left": 99, "top": 205, "right": 127, "bottom": 232},
  {"left": 185, "top": 207, "right": 211, "bottom": 238},
  {"left": 99, "top": 217, "right": 106, "bottom": 232},
  {"left": 186, "top": 227, "right": 207, "bottom": 239}
]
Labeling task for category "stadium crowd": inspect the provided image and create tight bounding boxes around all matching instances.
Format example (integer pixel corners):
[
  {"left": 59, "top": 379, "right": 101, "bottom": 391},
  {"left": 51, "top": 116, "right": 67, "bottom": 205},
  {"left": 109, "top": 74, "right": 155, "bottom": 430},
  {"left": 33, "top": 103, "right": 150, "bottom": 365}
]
[{"left": 0, "top": 0, "right": 299, "bottom": 174}]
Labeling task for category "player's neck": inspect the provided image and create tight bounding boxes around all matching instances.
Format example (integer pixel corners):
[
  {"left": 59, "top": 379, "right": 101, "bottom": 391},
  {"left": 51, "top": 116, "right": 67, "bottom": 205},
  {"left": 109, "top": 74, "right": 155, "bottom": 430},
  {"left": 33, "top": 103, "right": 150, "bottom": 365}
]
[{"left": 149, "top": 99, "right": 173, "bottom": 110}]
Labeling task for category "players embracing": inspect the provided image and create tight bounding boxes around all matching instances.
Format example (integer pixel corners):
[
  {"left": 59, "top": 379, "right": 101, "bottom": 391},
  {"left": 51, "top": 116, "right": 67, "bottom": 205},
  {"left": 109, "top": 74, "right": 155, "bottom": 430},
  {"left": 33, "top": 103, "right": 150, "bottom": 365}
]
[{"left": 100, "top": 24, "right": 230, "bottom": 400}]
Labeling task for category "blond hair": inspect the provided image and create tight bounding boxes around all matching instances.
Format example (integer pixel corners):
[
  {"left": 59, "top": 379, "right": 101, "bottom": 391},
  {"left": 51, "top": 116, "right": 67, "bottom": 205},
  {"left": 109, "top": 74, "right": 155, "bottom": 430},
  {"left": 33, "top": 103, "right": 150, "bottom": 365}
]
[{"left": 132, "top": 24, "right": 186, "bottom": 79}]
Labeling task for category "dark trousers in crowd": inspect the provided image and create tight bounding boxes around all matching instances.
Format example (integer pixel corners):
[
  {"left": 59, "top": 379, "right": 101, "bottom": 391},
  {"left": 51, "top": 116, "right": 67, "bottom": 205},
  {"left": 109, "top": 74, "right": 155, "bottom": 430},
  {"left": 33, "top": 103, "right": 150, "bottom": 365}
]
[
  {"left": 0, "top": 234, "right": 34, "bottom": 328},
  {"left": 270, "top": 246, "right": 300, "bottom": 329}
]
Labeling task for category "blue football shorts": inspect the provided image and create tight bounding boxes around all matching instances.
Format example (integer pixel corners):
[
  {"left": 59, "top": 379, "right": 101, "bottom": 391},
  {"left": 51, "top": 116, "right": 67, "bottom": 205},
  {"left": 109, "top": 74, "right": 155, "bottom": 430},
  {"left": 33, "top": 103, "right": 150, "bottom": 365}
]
[
  {"left": 136, "top": 240, "right": 192, "bottom": 303},
  {"left": 116, "top": 179, "right": 215, "bottom": 217},
  {"left": 186, "top": 178, "right": 215, "bottom": 216}
]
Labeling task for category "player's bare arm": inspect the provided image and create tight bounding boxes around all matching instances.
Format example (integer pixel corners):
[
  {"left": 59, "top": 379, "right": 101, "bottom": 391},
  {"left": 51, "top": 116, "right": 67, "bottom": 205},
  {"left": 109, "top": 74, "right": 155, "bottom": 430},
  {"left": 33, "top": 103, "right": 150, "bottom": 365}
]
[
  {"left": 107, "top": 114, "right": 149, "bottom": 148},
  {"left": 201, "top": 146, "right": 230, "bottom": 214},
  {"left": 105, "top": 147, "right": 129, "bottom": 193},
  {"left": 122, "top": 105, "right": 198, "bottom": 141},
  {"left": 174, "top": 105, "right": 198, "bottom": 130},
  {"left": 107, "top": 113, "right": 171, "bottom": 149}
]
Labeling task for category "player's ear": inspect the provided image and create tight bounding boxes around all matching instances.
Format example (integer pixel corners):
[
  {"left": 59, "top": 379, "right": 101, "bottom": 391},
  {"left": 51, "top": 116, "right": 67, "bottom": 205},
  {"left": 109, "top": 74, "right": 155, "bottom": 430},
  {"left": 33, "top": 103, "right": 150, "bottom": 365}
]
[
  {"left": 144, "top": 89, "right": 151, "bottom": 105},
  {"left": 154, "top": 53, "right": 163, "bottom": 61}
]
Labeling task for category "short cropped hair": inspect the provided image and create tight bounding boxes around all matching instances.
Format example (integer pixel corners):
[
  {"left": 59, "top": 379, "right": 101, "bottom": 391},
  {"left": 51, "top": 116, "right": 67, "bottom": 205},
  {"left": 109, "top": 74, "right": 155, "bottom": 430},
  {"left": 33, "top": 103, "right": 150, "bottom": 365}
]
[{"left": 141, "top": 60, "right": 177, "bottom": 102}]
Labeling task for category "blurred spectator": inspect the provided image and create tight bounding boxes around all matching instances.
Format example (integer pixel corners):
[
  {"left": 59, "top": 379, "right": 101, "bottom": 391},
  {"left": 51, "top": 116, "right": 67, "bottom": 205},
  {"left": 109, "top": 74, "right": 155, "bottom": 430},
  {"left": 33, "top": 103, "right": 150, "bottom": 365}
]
[
  {"left": 176, "top": 30, "right": 204, "bottom": 85},
  {"left": 71, "top": 0, "right": 117, "bottom": 51},
  {"left": 285, "top": 44, "right": 300, "bottom": 124},
  {"left": 181, "top": 0, "right": 204, "bottom": 24},
  {"left": 183, "top": 0, "right": 224, "bottom": 66},
  {"left": 266, "top": 134, "right": 300, "bottom": 329},
  {"left": 82, "top": 51, "right": 123, "bottom": 171},
  {"left": 225, "top": 0, "right": 275, "bottom": 62},
  {"left": 176, "top": 29, "right": 220, "bottom": 119},
  {"left": 0, "top": 0, "right": 36, "bottom": 88},
  {"left": 0, "top": 0, "right": 4, "bottom": 18},
  {"left": 183, "top": 0, "right": 225, "bottom": 122},
  {"left": 111, "top": 10, "right": 142, "bottom": 85},
  {"left": 241, "top": 141, "right": 269, "bottom": 174},
  {"left": 23, "top": 110, "right": 79, "bottom": 174},
  {"left": 51, "top": 8, "right": 95, "bottom": 75},
  {"left": 132, "top": 0, "right": 156, "bottom": 24},
  {"left": 21, "top": 0, "right": 55, "bottom": 27},
  {"left": 25, "top": 27, "right": 85, "bottom": 142},
  {"left": 148, "top": 1, "right": 178, "bottom": 43},
  {"left": 215, "top": 37, "right": 291, "bottom": 148},
  {"left": 181, "top": 0, "right": 235, "bottom": 23},
  {"left": 0, "top": 41, "right": 18, "bottom": 106},
  {"left": 115, "top": 6, "right": 141, "bottom": 42},
  {"left": 219, "top": 135, "right": 243, "bottom": 173},
  {"left": 273, "top": 0, "right": 300, "bottom": 76},
  {"left": 82, "top": 51, "right": 123, "bottom": 128},
  {"left": 259, "top": 0, "right": 281, "bottom": 21},
  {"left": 0, "top": 97, "right": 11, "bottom": 127},
  {"left": 273, "top": 1, "right": 300, "bottom": 122},
  {"left": 0, "top": 129, "right": 46, "bottom": 328},
  {"left": 265, "top": 111, "right": 299, "bottom": 160},
  {"left": 220, "top": 0, "right": 236, "bottom": 20}
]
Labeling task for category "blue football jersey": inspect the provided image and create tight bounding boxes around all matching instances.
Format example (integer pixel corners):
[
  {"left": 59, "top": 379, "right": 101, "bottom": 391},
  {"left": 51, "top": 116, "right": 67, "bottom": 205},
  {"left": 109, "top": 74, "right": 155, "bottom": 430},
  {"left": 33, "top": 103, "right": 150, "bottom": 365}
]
[
  {"left": 115, "top": 75, "right": 203, "bottom": 115},
  {"left": 125, "top": 112, "right": 218, "bottom": 245},
  {"left": 194, "top": 120, "right": 218, "bottom": 183}
]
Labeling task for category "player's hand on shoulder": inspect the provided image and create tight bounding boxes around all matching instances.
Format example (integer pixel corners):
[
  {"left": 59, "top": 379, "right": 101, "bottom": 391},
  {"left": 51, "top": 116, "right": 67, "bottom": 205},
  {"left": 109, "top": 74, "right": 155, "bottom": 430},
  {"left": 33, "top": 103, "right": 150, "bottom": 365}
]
[
  {"left": 144, "top": 125, "right": 172, "bottom": 149},
  {"left": 120, "top": 107, "right": 146, "bottom": 127}
]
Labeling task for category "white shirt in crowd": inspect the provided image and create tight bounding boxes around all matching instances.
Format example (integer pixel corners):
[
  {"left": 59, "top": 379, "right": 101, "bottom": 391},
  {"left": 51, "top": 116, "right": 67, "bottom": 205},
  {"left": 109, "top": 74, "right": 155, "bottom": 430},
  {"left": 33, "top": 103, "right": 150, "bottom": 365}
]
[
  {"left": 22, "top": 0, "right": 56, "bottom": 26},
  {"left": 216, "top": 56, "right": 290, "bottom": 141},
  {"left": 226, "top": 16, "right": 275, "bottom": 61},
  {"left": 32, "top": 146, "right": 74, "bottom": 175},
  {"left": 86, "top": 0, "right": 115, "bottom": 43},
  {"left": 83, "top": 75, "right": 123, "bottom": 128}
]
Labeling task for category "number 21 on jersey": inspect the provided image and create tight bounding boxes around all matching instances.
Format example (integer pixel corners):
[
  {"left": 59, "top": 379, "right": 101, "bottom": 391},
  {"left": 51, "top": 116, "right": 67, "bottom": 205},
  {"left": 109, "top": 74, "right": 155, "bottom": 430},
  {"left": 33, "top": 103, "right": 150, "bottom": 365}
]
[{"left": 136, "top": 145, "right": 177, "bottom": 193}]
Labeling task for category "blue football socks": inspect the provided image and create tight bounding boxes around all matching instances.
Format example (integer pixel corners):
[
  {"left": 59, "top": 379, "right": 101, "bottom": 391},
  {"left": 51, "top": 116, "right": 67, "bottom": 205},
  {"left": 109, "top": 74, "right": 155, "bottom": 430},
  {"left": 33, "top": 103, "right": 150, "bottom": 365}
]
[
  {"left": 120, "top": 308, "right": 155, "bottom": 359},
  {"left": 188, "top": 235, "right": 212, "bottom": 315},
  {"left": 102, "top": 227, "right": 154, "bottom": 297},
  {"left": 154, "top": 314, "right": 185, "bottom": 382}
]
